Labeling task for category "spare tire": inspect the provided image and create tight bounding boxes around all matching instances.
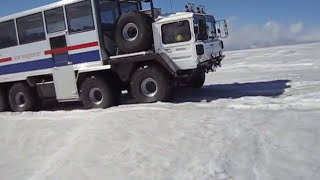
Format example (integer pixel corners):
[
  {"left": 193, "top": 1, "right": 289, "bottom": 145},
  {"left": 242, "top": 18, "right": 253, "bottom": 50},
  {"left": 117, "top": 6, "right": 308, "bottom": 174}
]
[{"left": 115, "top": 11, "right": 153, "bottom": 54}]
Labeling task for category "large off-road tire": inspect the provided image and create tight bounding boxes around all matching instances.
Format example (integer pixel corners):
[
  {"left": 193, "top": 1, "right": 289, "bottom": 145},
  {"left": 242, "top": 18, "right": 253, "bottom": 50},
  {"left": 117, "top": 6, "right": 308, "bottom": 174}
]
[
  {"left": 114, "top": 11, "right": 153, "bottom": 54},
  {"left": 0, "top": 88, "right": 8, "bottom": 112},
  {"left": 191, "top": 71, "right": 206, "bottom": 88},
  {"left": 130, "top": 65, "right": 173, "bottom": 103},
  {"left": 8, "top": 83, "right": 38, "bottom": 112},
  {"left": 80, "top": 76, "right": 118, "bottom": 109}
]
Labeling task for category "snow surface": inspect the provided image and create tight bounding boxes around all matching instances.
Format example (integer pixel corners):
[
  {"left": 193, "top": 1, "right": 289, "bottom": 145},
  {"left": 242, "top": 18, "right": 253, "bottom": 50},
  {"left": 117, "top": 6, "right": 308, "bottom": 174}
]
[{"left": 1, "top": 43, "right": 320, "bottom": 180}]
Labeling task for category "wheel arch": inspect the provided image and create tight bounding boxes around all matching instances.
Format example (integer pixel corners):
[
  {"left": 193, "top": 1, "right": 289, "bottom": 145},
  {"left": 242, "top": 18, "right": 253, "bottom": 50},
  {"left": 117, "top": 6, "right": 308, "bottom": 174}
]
[
  {"left": 110, "top": 53, "right": 179, "bottom": 83},
  {"left": 76, "top": 69, "right": 120, "bottom": 88}
]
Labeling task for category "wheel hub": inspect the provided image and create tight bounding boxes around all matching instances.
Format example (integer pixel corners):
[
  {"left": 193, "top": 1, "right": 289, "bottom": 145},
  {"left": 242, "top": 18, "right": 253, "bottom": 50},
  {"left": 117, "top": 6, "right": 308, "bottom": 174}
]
[
  {"left": 15, "top": 92, "right": 26, "bottom": 108},
  {"left": 89, "top": 88, "right": 103, "bottom": 105},
  {"left": 122, "top": 23, "right": 139, "bottom": 42},
  {"left": 141, "top": 78, "right": 158, "bottom": 97}
]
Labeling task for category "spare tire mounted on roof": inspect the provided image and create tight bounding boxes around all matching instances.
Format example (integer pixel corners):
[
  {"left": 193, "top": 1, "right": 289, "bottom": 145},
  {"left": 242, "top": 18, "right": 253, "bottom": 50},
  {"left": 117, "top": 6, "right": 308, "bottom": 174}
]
[{"left": 114, "top": 11, "right": 153, "bottom": 54}]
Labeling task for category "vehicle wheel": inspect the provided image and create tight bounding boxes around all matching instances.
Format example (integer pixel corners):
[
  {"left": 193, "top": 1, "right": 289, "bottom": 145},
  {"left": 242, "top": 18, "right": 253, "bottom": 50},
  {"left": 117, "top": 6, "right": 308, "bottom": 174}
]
[
  {"left": 80, "top": 76, "right": 117, "bottom": 109},
  {"left": 114, "top": 11, "right": 153, "bottom": 54},
  {"left": 191, "top": 71, "right": 206, "bottom": 88},
  {"left": 130, "top": 65, "right": 173, "bottom": 103},
  {"left": 8, "top": 83, "right": 38, "bottom": 112},
  {"left": 0, "top": 88, "right": 8, "bottom": 112}
]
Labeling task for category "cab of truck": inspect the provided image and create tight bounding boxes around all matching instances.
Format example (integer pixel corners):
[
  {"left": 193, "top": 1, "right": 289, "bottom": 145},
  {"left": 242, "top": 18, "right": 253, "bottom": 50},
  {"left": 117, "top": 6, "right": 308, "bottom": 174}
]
[
  {"left": 152, "top": 5, "right": 228, "bottom": 71},
  {"left": 109, "top": 1, "right": 229, "bottom": 103}
]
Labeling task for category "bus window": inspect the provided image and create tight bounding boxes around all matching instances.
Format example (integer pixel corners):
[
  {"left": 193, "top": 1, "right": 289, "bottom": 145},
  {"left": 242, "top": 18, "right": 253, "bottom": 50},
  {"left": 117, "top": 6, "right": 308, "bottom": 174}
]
[
  {"left": 17, "top": 13, "right": 46, "bottom": 44},
  {"left": 45, "top": 7, "right": 66, "bottom": 34},
  {"left": 0, "top": 20, "right": 18, "bottom": 49},
  {"left": 65, "top": 0, "right": 95, "bottom": 34},
  {"left": 99, "top": 0, "right": 119, "bottom": 32},
  {"left": 120, "top": 2, "right": 139, "bottom": 13}
]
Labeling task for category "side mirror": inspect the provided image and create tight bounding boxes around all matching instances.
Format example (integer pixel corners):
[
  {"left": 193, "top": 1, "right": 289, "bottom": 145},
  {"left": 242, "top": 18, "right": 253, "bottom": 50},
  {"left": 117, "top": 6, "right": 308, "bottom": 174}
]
[{"left": 216, "top": 20, "right": 229, "bottom": 38}]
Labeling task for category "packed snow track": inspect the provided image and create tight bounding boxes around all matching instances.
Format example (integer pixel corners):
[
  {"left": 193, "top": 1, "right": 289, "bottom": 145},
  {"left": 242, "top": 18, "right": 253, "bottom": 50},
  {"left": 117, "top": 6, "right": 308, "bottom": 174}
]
[{"left": 1, "top": 43, "right": 320, "bottom": 180}]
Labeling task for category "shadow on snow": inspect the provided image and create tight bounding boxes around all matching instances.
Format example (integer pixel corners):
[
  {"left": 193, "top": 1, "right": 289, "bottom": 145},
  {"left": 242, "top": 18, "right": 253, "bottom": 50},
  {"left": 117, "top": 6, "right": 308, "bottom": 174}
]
[
  {"left": 173, "top": 79, "right": 291, "bottom": 103},
  {"left": 41, "top": 79, "right": 291, "bottom": 111}
]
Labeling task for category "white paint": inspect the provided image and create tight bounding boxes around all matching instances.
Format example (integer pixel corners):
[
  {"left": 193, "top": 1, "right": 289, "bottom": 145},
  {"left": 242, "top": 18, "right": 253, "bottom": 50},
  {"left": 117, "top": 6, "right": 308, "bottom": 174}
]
[{"left": 153, "top": 12, "right": 224, "bottom": 70}]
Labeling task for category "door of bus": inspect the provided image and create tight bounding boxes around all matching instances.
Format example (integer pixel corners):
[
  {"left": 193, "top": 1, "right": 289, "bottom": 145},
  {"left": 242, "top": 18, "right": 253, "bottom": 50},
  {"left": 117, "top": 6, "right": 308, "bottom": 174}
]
[{"left": 50, "top": 34, "right": 79, "bottom": 101}]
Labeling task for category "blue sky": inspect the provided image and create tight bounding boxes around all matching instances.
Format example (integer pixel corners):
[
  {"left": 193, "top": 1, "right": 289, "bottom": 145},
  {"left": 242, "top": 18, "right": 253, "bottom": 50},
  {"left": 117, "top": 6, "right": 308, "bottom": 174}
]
[
  {"left": 159, "top": 0, "right": 320, "bottom": 27},
  {"left": 0, "top": 0, "right": 319, "bottom": 27},
  {"left": 0, "top": 0, "right": 319, "bottom": 50}
]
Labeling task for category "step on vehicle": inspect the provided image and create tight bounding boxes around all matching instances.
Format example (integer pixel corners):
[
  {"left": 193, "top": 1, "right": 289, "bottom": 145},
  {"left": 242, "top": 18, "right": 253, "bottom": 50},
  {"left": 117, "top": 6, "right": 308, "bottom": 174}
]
[{"left": 0, "top": 0, "right": 228, "bottom": 112}]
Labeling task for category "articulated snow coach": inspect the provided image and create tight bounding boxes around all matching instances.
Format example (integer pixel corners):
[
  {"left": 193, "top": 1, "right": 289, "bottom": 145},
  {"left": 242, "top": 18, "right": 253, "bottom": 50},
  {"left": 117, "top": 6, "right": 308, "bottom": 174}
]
[{"left": 0, "top": 0, "right": 228, "bottom": 112}]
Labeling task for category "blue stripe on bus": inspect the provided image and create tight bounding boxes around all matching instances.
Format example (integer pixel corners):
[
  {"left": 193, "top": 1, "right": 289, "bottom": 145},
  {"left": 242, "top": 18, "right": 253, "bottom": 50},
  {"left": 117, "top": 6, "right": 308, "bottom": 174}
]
[
  {"left": 0, "top": 58, "right": 54, "bottom": 76},
  {"left": 70, "top": 50, "right": 101, "bottom": 64},
  {"left": 0, "top": 50, "right": 101, "bottom": 76}
]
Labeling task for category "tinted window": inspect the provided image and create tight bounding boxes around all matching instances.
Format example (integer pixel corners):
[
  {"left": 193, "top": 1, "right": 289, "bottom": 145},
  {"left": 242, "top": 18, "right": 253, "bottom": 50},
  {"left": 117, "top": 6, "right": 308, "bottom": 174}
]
[
  {"left": 194, "top": 15, "right": 208, "bottom": 41},
  {"left": 17, "top": 13, "right": 46, "bottom": 44},
  {"left": 66, "top": 0, "right": 95, "bottom": 34},
  {"left": 45, "top": 7, "right": 66, "bottom": 33},
  {"left": 0, "top": 20, "right": 18, "bottom": 49},
  {"left": 161, "top": 21, "right": 191, "bottom": 44},
  {"left": 99, "top": 0, "right": 119, "bottom": 32},
  {"left": 120, "top": 2, "right": 138, "bottom": 13}
]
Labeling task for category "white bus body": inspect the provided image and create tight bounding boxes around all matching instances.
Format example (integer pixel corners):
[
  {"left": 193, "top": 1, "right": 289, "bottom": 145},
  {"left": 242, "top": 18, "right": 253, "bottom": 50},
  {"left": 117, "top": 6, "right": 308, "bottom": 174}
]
[{"left": 0, "top": 0, "right": 105, "bottom": 102}]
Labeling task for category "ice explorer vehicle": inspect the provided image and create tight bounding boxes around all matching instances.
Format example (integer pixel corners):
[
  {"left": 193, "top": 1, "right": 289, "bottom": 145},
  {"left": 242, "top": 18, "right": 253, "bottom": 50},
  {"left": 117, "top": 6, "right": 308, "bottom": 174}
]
[{"left": 0, "top": 0, "right": 228, "bottom": 112}]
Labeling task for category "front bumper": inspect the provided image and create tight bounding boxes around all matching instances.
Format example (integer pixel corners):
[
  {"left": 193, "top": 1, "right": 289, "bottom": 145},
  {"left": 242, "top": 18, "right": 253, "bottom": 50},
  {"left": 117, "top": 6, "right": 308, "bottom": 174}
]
[{"left": 197, "top": 55, "right": 225, "bottom": 72}]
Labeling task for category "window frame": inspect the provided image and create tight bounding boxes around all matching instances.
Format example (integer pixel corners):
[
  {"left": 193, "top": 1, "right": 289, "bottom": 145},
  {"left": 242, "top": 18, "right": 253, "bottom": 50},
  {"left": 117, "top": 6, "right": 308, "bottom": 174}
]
[
  {"left": 193, "top": 14, "right": 209, "bottom": 41},
  {"left": 99, "top": 0, "right": 120, "bottom": 32},
  {"left": 16, "top": 12, "right": 46, "bottom": 45},
  {"left": 44, "top": 7, "right": 67, "bottom": 34},
  {"left": 205, "top": 15, "right": 217, "bottom": 39},
  {"left": 65, "top": 0, "right": 95, "bottom": 35},
  {"left": 161, "top": 20, "right": 192, "bottom": 45},
  {"left": 0, "top": 19, "right": 18, "bottom": 49}
]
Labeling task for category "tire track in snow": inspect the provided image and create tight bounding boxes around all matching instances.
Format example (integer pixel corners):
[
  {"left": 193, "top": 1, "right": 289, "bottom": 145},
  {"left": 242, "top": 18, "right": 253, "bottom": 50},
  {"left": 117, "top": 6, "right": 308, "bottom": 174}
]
[
  {"left": 26, "top": 106, "right": 172, "bottom": 180},
  {"left": 27, "top": 120, "right": 92, "bottom": 180}
]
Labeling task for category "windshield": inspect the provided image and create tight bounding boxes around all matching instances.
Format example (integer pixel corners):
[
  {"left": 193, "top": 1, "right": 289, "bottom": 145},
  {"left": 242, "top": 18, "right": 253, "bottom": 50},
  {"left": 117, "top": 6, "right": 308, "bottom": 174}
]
[
  {"left": 194, "top": 15, "right": 208, "bottom": 41},
  {"left": 206, "top": 15, "right": 217, "bottom": 39}
]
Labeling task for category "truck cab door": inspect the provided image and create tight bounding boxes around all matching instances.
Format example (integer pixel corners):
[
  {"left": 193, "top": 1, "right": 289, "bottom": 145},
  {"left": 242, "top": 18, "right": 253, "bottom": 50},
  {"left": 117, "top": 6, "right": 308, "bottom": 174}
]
[{"left": 158, "top": 20, "right": 196, "bottom": 69}]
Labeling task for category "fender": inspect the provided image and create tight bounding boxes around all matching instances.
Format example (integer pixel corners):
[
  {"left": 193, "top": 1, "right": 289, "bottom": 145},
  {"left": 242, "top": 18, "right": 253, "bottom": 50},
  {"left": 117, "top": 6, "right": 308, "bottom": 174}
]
[{"left": 109, "top": 52, "right": 179, "bottom": 82}]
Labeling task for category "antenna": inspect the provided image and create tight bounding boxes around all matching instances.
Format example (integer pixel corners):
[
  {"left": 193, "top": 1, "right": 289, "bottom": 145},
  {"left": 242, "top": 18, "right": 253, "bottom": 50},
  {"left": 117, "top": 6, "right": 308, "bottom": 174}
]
[{"left": 169, "top": 0, "right": 173, "bottom": 12}]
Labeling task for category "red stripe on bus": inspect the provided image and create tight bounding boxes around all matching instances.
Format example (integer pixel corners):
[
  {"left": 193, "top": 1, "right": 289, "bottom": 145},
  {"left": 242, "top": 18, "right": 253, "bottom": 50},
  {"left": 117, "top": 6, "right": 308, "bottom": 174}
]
[
  {"left": 44, "top": 41, "right": 99, "bottom": 55},
  {"left": 0, "top": 57, "right": 12, "bottom": 63}
]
